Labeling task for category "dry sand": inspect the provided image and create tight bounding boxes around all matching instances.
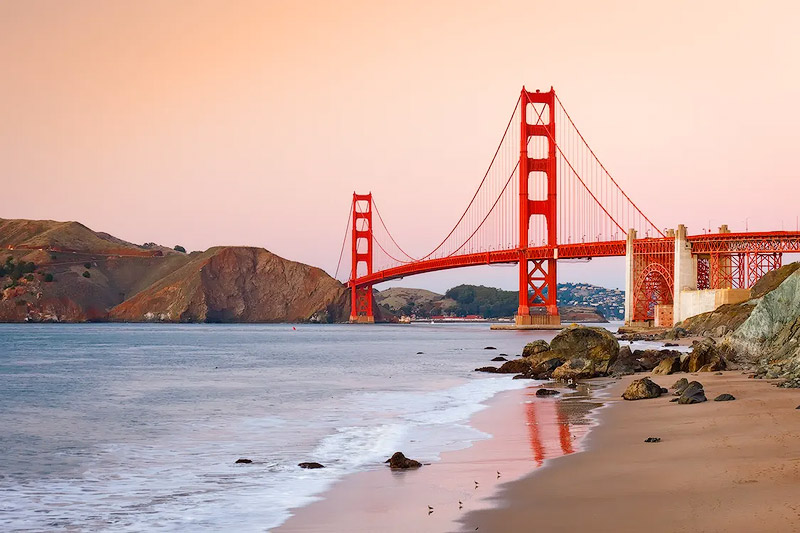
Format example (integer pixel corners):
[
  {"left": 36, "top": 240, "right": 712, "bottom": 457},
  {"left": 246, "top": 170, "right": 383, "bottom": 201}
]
[{"left": 463, "top": 372, "right": 800, "bottom": 533}]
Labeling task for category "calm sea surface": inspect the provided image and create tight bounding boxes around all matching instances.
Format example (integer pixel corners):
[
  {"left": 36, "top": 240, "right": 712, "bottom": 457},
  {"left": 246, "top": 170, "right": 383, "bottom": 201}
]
[{"left": 0, "top": 323, "right": 558, "bottom": 532}]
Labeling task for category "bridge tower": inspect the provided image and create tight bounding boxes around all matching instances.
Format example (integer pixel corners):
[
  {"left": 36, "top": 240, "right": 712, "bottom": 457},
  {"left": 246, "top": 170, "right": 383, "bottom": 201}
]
[
  {"left": 349, "top": 193, "right": 375, "bottom": 323},
  {"left": 516, "top": 87, "right": 560, "bottom": 326}
]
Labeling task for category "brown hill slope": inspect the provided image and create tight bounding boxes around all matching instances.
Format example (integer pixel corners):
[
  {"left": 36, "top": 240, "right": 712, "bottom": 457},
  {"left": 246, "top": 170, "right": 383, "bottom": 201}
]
[
  {"left": 0, "top": 218, "right": 386, "bottom": 323},
  {"left": 108, "top": 247, "right": 348, "bottom": 323},
  {"left": 0, "top": 218, "right": 156, "bottom": 254}
]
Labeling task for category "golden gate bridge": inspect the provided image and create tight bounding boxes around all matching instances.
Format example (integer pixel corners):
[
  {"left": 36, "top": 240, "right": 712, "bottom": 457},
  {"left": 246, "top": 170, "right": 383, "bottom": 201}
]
[{"left": 335, "top": 87, "right": 800, "bottom": 326}]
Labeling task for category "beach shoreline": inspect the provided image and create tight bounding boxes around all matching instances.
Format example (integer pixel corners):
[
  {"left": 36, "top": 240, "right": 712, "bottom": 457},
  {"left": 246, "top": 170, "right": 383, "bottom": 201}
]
[
  {"left": 275, "top": 378, "right": 607, "bottom": 532},
  {"left": 462, "top": 371, "right": 800, "bottom": 532}
]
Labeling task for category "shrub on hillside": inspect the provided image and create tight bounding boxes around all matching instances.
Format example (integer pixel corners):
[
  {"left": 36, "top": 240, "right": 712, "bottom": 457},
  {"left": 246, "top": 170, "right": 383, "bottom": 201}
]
[
  {"left": 174, "top": 245, "right": 186, "bottom": 253},
  {"left": 82, "top": 271, "right": 91, "bottom": 278}
]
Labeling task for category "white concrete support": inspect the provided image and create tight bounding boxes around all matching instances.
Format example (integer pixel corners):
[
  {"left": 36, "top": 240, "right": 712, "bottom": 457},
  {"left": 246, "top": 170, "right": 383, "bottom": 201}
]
[
  {"left": 623, "top": 228, "right": 636, "bottom": 324},
  {"left": 672, "top": 224, "right": 697, "bottom": 325}
]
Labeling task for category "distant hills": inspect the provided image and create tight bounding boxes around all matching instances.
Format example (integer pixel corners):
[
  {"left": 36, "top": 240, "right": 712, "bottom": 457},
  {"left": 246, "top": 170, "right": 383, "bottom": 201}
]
[
  {"left": 0, "top": 218, "right": 368, "bottom": 323},
  {"left": 375, "top": 282, "right": 624, "bottom": 322}
]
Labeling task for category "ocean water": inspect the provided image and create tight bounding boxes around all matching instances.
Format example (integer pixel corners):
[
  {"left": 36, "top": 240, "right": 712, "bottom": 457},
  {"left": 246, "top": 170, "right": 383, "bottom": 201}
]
[{"left": 0, "top": 323, "right": 557, "bottom": 532}]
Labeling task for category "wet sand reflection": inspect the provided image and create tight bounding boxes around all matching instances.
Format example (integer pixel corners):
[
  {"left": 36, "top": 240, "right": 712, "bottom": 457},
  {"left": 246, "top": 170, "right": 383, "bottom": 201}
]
[{"left": 524, "top": 384, "right": 603, "bottom": 466}]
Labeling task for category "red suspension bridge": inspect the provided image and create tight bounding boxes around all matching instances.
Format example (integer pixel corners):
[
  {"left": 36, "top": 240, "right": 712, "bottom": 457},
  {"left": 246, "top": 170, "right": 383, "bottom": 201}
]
[{"left": 335, "top": 87, "right": 800, "bottom": 326}]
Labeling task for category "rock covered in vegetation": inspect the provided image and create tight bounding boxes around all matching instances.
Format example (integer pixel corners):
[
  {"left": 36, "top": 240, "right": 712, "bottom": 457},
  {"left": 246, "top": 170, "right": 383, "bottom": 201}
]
[{"left": 622, "top": 378, "right": 663, "bottom": 400}]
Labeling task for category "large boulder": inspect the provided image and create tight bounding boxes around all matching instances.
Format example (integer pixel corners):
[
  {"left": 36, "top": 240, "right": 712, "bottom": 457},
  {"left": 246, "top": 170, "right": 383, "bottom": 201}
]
[
  {"left": 677, "top": 381, "right": 707, "bottom": 404},
  {"left": 622, "top": 378, "right": 663, "bottom": 400},
  {"left": 548, "top": 325, "right": 619, "bottom": 379},
  {"left": 522, "top": 340, "right": 550, "bottom": 357},
  {"left": 671, "top": 377, "right": 689, "bottom": 394},
  {"left": 652, "top": 356, "right": 681, "bottom": 375}
]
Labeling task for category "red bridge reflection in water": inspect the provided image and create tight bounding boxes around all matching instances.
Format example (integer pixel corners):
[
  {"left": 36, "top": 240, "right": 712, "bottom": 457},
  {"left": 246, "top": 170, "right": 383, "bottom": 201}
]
[{"left": 523, "top": 388, "right": 596, "bottom": 466}]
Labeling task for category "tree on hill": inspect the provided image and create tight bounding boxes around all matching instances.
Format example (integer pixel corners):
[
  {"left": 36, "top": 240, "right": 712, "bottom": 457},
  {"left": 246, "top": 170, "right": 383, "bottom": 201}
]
[{"left": 174, "top": 245, "right": 186, "bottom": 253}]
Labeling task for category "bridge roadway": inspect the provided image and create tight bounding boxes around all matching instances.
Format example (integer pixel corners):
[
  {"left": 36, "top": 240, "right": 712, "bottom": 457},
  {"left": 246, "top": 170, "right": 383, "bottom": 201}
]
[{"left": 351, "top": 231, "right": 800, "bottom": 289}]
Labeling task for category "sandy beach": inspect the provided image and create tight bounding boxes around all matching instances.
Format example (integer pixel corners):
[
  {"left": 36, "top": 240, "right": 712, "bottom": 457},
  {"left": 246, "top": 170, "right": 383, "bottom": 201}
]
[
  {"left": 464, "top": 371, "right": 800, "bottom": 532},
  {"left": 276, "top": 380, "right": 603, "bottom": 532}
]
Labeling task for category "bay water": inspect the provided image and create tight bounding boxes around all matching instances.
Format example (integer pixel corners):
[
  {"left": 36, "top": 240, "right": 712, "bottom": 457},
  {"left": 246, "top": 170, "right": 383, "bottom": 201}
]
[{"left": 0, "top": 323, "right": 554, "bottom": 531}]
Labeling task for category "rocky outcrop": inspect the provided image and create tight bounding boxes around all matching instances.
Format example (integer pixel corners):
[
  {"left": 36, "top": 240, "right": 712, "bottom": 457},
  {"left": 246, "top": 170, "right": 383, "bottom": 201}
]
[
  {"left": 622, "top": 378, "right": 663, "bottom": 400},
  {"left": 652, "top": 356, "right": 681, "bottom": 375},
  {"left": 732, "top": 268, "right": 800, "bottom": 387},
  {"left": 684, "top": 339, "right": 728, "bottom": 373},
  {"left": 385, "top": 452, "right": 421, "bottom": 469},
  {"left": 713, "top": 394, "right": 735, "bottom": 401}
]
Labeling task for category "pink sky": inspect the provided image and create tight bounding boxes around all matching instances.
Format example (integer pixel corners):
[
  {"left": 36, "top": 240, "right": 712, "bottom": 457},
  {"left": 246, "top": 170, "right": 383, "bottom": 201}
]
[{"left": 2, "top": 1, "right": 799, "bottom": 291}]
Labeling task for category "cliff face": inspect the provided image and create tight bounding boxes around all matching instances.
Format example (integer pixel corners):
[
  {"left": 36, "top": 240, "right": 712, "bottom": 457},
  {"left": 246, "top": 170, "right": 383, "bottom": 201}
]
[
  {"left": 731, "top": 268, "right": 800, "bottom": 386},
  {"left": 108, "top": 247, "right": 347, "bottom": 323}
]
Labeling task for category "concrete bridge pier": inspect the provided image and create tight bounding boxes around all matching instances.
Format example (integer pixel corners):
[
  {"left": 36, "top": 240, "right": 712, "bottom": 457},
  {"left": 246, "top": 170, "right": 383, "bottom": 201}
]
[{"left": 671, "top": 224, "right": 697, "bottom": 326}]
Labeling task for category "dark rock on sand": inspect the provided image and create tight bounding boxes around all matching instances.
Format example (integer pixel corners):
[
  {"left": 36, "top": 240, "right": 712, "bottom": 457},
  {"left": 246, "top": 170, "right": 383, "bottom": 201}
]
[
  {"left": 713, "top": 394, "right": 736, "bottom": 401},
  {"left": 644, "top": 437, "right": 661, "bottom": 443},
  {"left": 677, "top": 381, "right": 707, "bottom": 404},
  {"left": 484, "top": 346, "right": 497, "bottom": 350},
  {"left": 660, "top": 387, "right": 669, "bottom": 393},
  {"left": 671, "top": 377, "right": 689, "bottom": 392},
  {"left": 235, "top": 458, "right": 253, "bottom": 464},
  {"left": 298, "top": 462, "right": 325, "bottom": 469},
  {"left": 475, "top": 366, "right": 499, "bottom": 373},
  {"left": 385, "top": 451, "right": 422, "bottom": 469},
  {"left": 622, "top": 378, "right": 663, "bottom": 400},
  {"left": 670, "top": 397, "right": 679, "bottom": 402},
  {"left": 535, "top": 388, "right": 559, "bottom": 396},
  {"left": 491, "top": 356, "right": 508, "bottom": 362},
  {"left": 567, "top": 382, "right": 578, "bottom": 389}
]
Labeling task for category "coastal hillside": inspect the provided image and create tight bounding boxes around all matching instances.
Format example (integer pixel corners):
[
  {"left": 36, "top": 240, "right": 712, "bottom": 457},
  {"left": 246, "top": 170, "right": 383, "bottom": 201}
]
[
  {"left": 376, "top": 283, "right": 622, "bottom": 322},
  {"left": 0, "top": 218, "right": 387, "bottom": 323},
  {"left": 108, "top": 247, "right": 347, "bottom": 323}
]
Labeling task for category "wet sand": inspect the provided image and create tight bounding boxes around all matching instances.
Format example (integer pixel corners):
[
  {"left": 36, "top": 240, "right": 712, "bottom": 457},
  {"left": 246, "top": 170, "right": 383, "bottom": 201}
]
[
  {"left": 276, "top": 381, "right": 604, "bottom": 532},
  {"left": 463, "top": 372, "right": 800, "bottom": 532}
]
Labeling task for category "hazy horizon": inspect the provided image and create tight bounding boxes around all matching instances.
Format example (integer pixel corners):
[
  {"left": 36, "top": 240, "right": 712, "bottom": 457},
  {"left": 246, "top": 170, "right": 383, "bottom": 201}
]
[{"left": 3, "top": 0, "right": 799, "bottom": 292}]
